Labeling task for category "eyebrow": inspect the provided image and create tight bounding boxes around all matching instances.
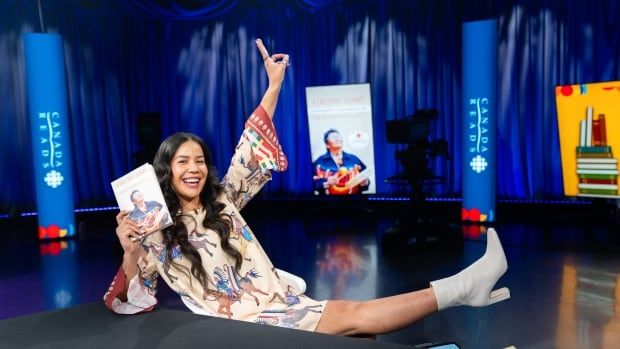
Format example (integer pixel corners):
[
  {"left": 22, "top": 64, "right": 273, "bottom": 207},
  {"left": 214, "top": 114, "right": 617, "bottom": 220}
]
[{"left": 174, "top": 155, "right": 205, "bottom": 160}]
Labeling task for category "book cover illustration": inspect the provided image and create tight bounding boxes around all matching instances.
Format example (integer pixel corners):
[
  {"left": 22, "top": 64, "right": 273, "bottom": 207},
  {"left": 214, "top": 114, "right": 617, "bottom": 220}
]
[
  {"left": 555, "top": 81, "right": 620, "bottom": 198},
  {"left": 111, "top": 163, "right": 173, "bottom": 237},
  {"left": 576, "top": 107, "right": 618, "bottom": 196}
]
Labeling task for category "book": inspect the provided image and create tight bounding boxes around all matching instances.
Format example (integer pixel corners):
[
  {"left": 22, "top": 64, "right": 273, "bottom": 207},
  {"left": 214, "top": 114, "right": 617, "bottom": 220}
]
[
  {"left": 579, "top": 188, "right": 619, "bottom": 196},
  {"left": 576, "top": 169, "right": 619, "bottom": 175},
  {"left": 585, "top": 106, "right": 593, "bottom": 146},
  {"left": 345, "top": 168, "right": 373, "bottom": 190},
  {"left": 576, "top": 158, "right": 618, "bottom": 164},
  {"left": 599, "top": 114, "right": 607, "bottom": 146},
  {"left": 578, "top": 174, "right": 618, "bottom": 180},
  {"left": 576, "top": 146, "right": 612, "bottom": 153},
  {"left": 576, "top": 153, "right": 614, "bottom": 159},
  {"left": 579, "top": 119, "right": 586, "bottom": 147},
  {"left": 577, "top": 183, "right": 618, "bottom": 191},
  {"left": 592, "top": 118, "right": 601, "bottom": 146},
  {"left": 578, "top": 178, "right": 617, "bottom": 185},
  {"left": 111, "top": 163, "right": 173, "bottom": 240},
  {"left": 576, "top": 163, "right": 618, "bottom": 170}
]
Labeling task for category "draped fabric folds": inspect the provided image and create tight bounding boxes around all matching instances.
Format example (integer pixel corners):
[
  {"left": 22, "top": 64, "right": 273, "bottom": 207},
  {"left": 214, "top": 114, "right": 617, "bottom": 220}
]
[
  {"left": 1, "top": 0, "right": 619, "bottom": 212},
  {"left": 128, "top": 0, "right": 238, "bottom": 20}
]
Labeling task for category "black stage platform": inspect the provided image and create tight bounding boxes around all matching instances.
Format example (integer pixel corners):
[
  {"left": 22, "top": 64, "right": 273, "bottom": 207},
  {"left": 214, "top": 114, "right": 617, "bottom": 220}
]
[{"left": 0, "top": 302, "right": 409, "bottom": 348}]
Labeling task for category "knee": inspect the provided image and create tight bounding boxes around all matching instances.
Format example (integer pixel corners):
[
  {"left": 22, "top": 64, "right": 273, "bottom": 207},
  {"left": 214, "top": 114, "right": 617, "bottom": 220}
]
[
  {"left": 322, "top": 300, "right": 365, "bottom": 335},
  {"left": 332, "top": 299, "right": 364, "bottom": 316},
  {"left": 348, "top": 301, "right": 375, "bottom": 331},
  {"left": 339, "top": 300, "right": 369, "bottom": 335},
  {"left": 343, "top": 299, "right": 362, "bottom": 309}
]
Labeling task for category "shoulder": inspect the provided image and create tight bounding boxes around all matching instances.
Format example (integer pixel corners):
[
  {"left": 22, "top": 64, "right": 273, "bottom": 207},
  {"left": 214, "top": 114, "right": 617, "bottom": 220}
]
[
  {"left": 314, "top": 152, "right": 331, "bottom": 162},
  {"left": 216, "top": 192, "right": 234, "bottom": 209},
  {"left": 342, "top": 151, "right": 361, "bottom": 161}
]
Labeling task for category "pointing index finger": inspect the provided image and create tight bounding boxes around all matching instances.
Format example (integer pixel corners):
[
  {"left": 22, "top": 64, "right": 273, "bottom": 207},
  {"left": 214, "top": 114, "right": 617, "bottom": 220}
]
[{"left": 255, "top": 38, "right": 270, "bottom": 60}]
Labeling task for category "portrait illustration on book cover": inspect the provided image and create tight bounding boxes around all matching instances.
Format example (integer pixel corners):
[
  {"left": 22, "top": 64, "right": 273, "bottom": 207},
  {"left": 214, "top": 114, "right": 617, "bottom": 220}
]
[{"left": 111, "top": 163, "right": 173, "bottom": 237}]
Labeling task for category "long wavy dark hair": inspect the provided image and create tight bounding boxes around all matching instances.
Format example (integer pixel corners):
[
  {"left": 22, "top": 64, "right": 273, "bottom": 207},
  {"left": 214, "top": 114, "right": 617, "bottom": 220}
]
[{"left": 152, "top": 132, "right": 242, "bottom": 289}]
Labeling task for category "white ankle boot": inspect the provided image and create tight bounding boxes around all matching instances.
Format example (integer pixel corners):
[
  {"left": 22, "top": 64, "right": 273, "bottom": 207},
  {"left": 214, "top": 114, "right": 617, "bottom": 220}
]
[{"left": 430, "top": 228, "right": 510, "bottom": 310}]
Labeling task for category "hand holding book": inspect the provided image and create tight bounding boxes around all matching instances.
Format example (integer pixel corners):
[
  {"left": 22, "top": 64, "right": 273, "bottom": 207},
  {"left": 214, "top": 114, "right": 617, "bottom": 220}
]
[
  {"left": 111, "top": 163, "right": 173, "bottom": 242},
  {"left": 115, "top": 210, "right": 147, "bottom": 247}
]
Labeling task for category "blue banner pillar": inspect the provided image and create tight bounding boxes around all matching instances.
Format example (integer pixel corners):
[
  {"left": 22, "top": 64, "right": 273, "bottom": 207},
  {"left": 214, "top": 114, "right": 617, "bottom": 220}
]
[
  {"left": 461, "top": 19, "right": 497, "bottom": 223},
  {"left": 40, "top": 240, "right": 79, "bottom": 309},
  {"left": 24, "top": 33, "right": 75, "bottom": 239}
]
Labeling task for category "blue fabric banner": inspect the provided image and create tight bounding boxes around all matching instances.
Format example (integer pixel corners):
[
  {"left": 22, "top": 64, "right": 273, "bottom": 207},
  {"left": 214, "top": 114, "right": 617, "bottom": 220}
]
[
  {"left": 24, "top": 33, "right": 76, "bottom": 238},
  {"left": 462, "top": 19, "right": 497, "bottom": 222}
]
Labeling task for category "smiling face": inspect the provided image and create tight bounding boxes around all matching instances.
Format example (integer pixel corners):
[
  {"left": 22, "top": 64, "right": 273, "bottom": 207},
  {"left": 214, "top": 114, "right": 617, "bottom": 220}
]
[
  {"left": 170, "top": 140, "right": 208, "bottom": 211},
  {"left": 325, "top": 131, "right": 343, "bottom": 152}
]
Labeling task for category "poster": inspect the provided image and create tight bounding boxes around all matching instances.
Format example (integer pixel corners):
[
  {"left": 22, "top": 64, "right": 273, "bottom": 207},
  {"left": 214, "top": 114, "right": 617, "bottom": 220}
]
[
  {"left": 556, "top": 81, "right": 620, "bottom": 198},
  {"left": 306, "top": 84, "right": 376, "bottom": 195}
]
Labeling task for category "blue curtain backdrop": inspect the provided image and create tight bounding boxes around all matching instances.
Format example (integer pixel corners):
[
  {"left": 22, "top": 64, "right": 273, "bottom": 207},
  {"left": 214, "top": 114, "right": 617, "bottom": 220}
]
[{"left": 1, "top": 0, "right": 619, "bottom": 213}]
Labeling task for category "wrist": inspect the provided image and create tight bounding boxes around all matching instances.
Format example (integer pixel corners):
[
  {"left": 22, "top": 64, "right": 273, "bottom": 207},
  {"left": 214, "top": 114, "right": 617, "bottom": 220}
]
[
  {"left": 266, "top": 83, "right": 282, "bottom": 93},
  {"left": 122, "top": 253, "right": 139, "bottom": 278},
  {"left": 123, "top": 251, "right": 139, "bottom": 264}
]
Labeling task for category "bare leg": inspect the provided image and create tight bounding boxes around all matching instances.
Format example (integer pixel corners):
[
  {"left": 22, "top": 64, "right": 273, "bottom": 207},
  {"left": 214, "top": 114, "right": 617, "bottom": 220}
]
[
  {"left": 314, "top": 228, "right": 510, "bottom": 336},
  {"left": 314, "top": 289, "right": 438, "bottom": 336}
]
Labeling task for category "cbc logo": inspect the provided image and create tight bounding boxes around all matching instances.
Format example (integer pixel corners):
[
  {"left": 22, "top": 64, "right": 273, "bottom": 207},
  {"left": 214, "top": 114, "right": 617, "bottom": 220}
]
[
  {"left": 44, "top": 169, "right": 64, "bottom": 188},
  {"left": 348, "top": 131, "right": 369, "bottom": 148},
  {"left": 469, "top": 155, "right": 488, "bottom": 173}
]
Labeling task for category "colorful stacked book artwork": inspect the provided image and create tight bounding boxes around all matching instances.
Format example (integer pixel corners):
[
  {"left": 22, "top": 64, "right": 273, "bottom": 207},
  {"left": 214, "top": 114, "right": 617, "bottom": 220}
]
[{"left": 576, "top": 106, "right": 618, "bottom": 196}]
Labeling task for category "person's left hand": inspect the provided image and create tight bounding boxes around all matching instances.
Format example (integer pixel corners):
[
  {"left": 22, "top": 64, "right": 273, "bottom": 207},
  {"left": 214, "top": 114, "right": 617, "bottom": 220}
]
[{"left": 256, "top": 38, "right": 289, "bottom": 89}]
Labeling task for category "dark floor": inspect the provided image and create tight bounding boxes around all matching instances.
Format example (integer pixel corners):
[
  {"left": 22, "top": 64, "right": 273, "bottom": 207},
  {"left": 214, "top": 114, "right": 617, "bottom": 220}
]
[{"left": 1, "top": 199, "right": 619, "bottom": 348}]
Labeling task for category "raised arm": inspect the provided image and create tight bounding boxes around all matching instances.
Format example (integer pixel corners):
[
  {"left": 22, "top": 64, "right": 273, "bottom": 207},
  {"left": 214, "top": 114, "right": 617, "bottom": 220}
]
[
  {"left": 221, "top": 39, "right": 289, "bottom": 210},
  {"left": 256, "top": 38, "right": 289, "bottom": 119}
]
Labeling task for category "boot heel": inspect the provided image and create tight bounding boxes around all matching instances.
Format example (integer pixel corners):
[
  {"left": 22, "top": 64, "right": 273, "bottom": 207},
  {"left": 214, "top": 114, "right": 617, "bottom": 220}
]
[{"left": 487, "top": 287, "right": 511, "bottom": 305}]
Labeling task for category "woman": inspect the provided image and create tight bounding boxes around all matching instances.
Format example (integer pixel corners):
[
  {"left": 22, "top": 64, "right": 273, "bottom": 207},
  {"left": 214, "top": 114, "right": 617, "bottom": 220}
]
[{"left": 104, "top": 39, "right": 510, "bottom": 335}]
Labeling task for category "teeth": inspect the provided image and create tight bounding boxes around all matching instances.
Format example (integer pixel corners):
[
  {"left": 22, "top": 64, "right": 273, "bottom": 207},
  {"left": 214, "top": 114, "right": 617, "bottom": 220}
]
[{"left": 183, "top": 178, "right": 199, "bottom": 184}]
